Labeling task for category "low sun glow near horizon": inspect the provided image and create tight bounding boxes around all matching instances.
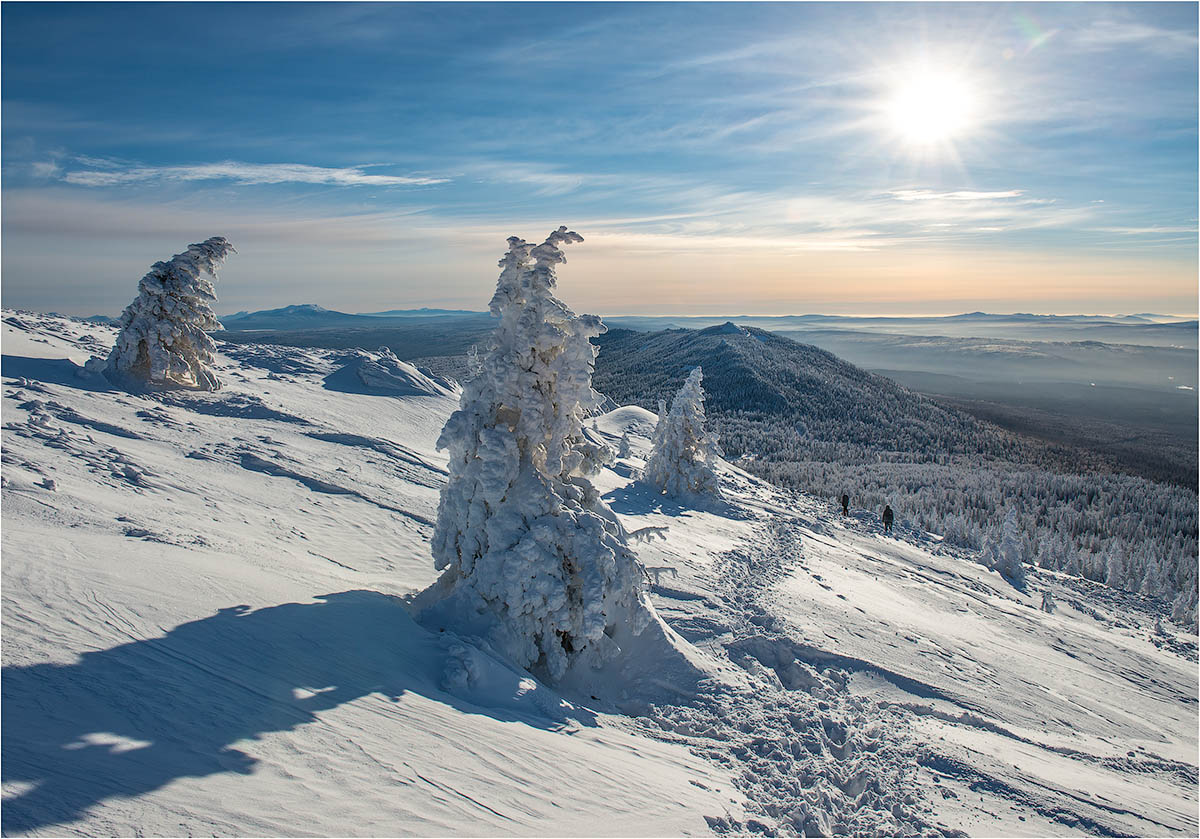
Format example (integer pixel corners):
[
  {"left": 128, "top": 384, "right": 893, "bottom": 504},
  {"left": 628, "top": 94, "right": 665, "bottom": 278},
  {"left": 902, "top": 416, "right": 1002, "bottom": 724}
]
[{"left": 0, "top": 2, "right": 1196, "bottom": 317}]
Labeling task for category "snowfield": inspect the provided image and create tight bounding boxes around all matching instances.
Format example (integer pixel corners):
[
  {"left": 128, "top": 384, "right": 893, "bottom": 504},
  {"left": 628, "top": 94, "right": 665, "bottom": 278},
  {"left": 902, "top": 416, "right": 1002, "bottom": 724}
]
[{"left": 2, "top": 310, "right": 1196, "bottom": 837}]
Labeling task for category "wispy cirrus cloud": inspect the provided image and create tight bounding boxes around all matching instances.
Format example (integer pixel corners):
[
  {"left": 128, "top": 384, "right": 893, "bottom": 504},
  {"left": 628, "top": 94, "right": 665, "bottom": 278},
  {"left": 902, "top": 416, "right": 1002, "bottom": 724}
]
[
  {"left": 71, "top": 154, "right": 126, "bottom": 169},
  {"left": 62, "top": 161, "right": 449, "bottom": 188},
  {"left": 889, "top": 190, "right": 1026, "bottom": 202},
  {"left": 30, "top": 161, "right": 61, "bottom": 178},
  {"left": 1071, "top": 19, "right": 1198, "bottom": 55},
  {"left": 1094, "top": 225, "right": 1199, "bottom": 236},
  {"left": 457, "top": 160, "right": 628, "bottom": 197}
]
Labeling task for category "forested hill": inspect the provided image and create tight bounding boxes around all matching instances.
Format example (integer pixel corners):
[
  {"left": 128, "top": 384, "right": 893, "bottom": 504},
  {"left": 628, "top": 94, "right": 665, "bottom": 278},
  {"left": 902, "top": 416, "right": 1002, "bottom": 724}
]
[
  {"left": 592, "top": 323, "right": 1061, "bottom": 469},
  {"left": 592, "top": 323, "right": 1199, "bottom": 625}
]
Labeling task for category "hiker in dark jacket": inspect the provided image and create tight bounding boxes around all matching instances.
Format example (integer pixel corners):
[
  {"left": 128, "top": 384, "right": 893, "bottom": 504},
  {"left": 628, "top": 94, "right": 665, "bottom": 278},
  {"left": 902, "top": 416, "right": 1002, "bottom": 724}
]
[
  {"left": 841, "top": 493, "right": 849, "bottom": 516},
  {"left": 882, "top": 505, "right": 894, "bottom": 533}
]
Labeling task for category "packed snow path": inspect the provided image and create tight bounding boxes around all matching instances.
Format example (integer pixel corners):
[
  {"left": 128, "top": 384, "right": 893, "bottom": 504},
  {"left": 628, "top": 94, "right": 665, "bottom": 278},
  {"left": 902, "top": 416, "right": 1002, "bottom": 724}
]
[
  {"left": 3, "top": 311, "right": 1197, "bottom": 837},
  {"left": 636, "top": 516, "right": 932, "bottom": 837}
]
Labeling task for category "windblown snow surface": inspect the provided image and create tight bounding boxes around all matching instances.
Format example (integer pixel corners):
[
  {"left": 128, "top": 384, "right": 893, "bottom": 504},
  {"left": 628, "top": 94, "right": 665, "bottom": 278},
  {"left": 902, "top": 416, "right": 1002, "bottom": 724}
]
[{"left": 2, "top": 310, "right": 1196, "bottom": 837}]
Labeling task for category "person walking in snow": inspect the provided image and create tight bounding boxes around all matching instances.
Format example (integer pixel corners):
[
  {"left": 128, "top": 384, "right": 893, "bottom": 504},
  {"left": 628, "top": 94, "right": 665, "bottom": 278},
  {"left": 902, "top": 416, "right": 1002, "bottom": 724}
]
[
  {"left": 841, "top": 493, "right": 849, "bottom": 516},
  {"left": 882, "top": 505, "right": 894, "bottom": 534},
  {"left": 1041, "top": 590, "right": 1056, "bottom": 613}
]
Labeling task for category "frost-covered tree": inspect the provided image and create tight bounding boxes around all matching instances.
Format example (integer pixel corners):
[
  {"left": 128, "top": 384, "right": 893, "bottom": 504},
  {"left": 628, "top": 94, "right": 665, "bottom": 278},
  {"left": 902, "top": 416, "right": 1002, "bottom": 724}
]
[
  {"left": 985, "top": 507, "right": 1027, "bottom": 586},
  {"left": 103, "top": 237, "right": 235, "bottom": 390},
  {"left": 618, "top": 431, "right": 632, "bottom": 459},
  {"left": 426, "top": 227, "right": 650, "bottom": 680},
  {"left": 465, "top": 344, "right": 482, "bottom": 378},
  {"left": 1171, "top": 581, "right": 1197, "bottom": 626},
  {"left": 643, "top": 366, "right": 721, "bottom": 497}
]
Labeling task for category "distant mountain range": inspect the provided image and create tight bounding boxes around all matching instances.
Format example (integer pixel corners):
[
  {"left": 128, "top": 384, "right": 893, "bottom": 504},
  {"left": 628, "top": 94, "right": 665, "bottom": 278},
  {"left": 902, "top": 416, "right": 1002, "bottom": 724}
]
[
  {"left": 218, "top": 305, "right": 490, "bottom": 331},
  {"left": 76, "top": 305, "right": 1195, "bottom": 351},
  {"left": 602, "top": 313, "right": 1197, "bottom": 348},
  {"left": 79, "top": 303, "right": 1193, "bottom": 336},
  {"left": 946, "top": 311, "right": 1160, "bottom": 323},
  {"left": 604, "top": 312, "right": 1194, "bottom": 328}
]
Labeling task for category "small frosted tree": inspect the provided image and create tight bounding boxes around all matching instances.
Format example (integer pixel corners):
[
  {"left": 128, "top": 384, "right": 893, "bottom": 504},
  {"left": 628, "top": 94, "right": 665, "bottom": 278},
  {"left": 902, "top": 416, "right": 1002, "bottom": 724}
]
[
  {"left": 103, "top": 237, "right": 235, "bottom": 390},
  {"left": 465, "top": 344, "right": 482, "bottom": 378},
  {"left": 985, "top": 507, "right": 1027, "bottom": 587},
  {"left": 427, "top": 227, "right": 650, "bottom": 680},
  {"left": 643, "top": 366, "right": 721, "bottom": 497},
  {"left": 618, "top": 431, "right": 632, "bottom": 459},
  {"left": 1171, "top": 583, "right": 1197, "bottom": 628}
]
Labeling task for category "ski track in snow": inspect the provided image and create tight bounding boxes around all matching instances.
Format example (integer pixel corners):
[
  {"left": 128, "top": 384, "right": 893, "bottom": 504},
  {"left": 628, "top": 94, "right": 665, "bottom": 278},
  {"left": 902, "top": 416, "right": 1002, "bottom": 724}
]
[{"left": 2, "top": 310, "right": 1197, "bottom": 837}]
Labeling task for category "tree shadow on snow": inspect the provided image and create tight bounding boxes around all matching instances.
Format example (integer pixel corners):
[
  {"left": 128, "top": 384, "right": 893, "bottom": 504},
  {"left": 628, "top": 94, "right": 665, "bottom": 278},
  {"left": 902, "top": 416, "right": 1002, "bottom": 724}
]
[
  {"left": 603, "top": 480, "right": 748, "bottom": 520},
  {"left": 1, "top": 355, "right": 115, "bottom": 393},
  {"left": 1, "top": 589, "right": 594, "bottom": 834}
]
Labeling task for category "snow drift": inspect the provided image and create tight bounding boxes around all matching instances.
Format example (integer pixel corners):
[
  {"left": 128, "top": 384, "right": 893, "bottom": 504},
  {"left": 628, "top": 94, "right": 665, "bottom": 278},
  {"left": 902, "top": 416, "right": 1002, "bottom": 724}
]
[{"left": 323, "top": 347, "right": 459, "bottom": 397}]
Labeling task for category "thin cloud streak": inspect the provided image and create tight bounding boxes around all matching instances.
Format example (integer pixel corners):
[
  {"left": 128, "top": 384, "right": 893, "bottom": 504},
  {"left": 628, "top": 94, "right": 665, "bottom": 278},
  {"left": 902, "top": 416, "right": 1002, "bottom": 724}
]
[
  {"left": 889, "top": 190, "right": 1026, "bottom": 202},
  {"left": 1095, "top": 226, "right": 1199, "bottom": 236},
  {"left": 62, "top": 161, "right": 449, "bottom": 188},
  {"left": 1071, "top": 19, "right": 1198, "bottom": 55}
]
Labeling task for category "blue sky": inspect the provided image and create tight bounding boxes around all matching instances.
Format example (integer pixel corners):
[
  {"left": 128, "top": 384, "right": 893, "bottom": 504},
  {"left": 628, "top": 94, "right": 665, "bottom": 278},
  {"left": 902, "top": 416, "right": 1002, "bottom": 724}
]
[{"left": 2, "top": 2, "right": 1196, "bottom": 316}]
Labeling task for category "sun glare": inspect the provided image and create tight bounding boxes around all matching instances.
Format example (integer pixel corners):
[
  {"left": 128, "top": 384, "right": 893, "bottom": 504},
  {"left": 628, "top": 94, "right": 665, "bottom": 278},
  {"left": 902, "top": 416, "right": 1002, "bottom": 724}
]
[{"left": 887, "top": 72, "right": 975, "bottom": 147}]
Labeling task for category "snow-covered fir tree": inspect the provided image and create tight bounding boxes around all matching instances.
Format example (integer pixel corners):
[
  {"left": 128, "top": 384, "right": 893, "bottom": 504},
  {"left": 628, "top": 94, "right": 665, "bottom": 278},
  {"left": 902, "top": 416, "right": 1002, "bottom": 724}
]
[
  {"left": 103, "top": 237, "right": 235, "bottom": 391},
  {"left": 643, "top": 366, "right": 721, "bottom": 497},
  {"left": 426, "top": 227, "right": 651, "bottom": 680},
  {"left": 1171, "top": 581, "right": 1197, "bottom": 626},
  {"left": 618, "top": 431, "right": 632, "bottom": 459},
  {"left": 985, "top": 507, "right": 1027, "bottom": 586}
]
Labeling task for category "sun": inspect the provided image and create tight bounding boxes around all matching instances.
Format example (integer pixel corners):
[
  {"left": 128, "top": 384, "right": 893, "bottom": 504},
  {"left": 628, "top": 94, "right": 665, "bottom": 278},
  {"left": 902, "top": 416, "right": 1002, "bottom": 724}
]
[{"left": 886, "top": 71, "right": 975, "bottom": 148}]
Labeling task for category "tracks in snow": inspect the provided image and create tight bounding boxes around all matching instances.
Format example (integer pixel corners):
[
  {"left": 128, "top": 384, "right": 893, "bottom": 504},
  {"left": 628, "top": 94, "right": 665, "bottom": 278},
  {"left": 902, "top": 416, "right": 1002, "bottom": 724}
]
[{"left": 640, "top": 515, "right": 942, "bottom": 838}]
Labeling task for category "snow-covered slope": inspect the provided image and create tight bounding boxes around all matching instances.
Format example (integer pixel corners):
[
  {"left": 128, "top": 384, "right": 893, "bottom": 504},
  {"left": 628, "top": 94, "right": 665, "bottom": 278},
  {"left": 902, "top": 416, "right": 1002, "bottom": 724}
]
[{"left": 3, "top": 311, "right": 1196, "bottom": 837}]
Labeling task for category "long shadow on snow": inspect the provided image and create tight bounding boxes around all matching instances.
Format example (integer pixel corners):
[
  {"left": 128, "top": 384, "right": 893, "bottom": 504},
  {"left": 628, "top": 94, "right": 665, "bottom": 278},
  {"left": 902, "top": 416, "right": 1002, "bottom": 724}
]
[
  {"left": 603, "top": 480, "right": 748, "bottom": 520},
  {"left": 1, "top": 589, "right": 593, "bottom": 835},
  {"left": 1, "top": 355, "right": 115, "bottom": 393}
]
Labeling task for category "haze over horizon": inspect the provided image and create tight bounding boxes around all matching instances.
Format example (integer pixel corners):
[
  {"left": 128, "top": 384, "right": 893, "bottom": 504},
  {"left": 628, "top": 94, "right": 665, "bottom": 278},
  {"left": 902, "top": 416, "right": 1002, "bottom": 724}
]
[
  {"left": 2, "top": 2, "right": 1196, "bottom": 316},
  {"left": 206, "top": 302, "right": 1197, "bottom": 321}
]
